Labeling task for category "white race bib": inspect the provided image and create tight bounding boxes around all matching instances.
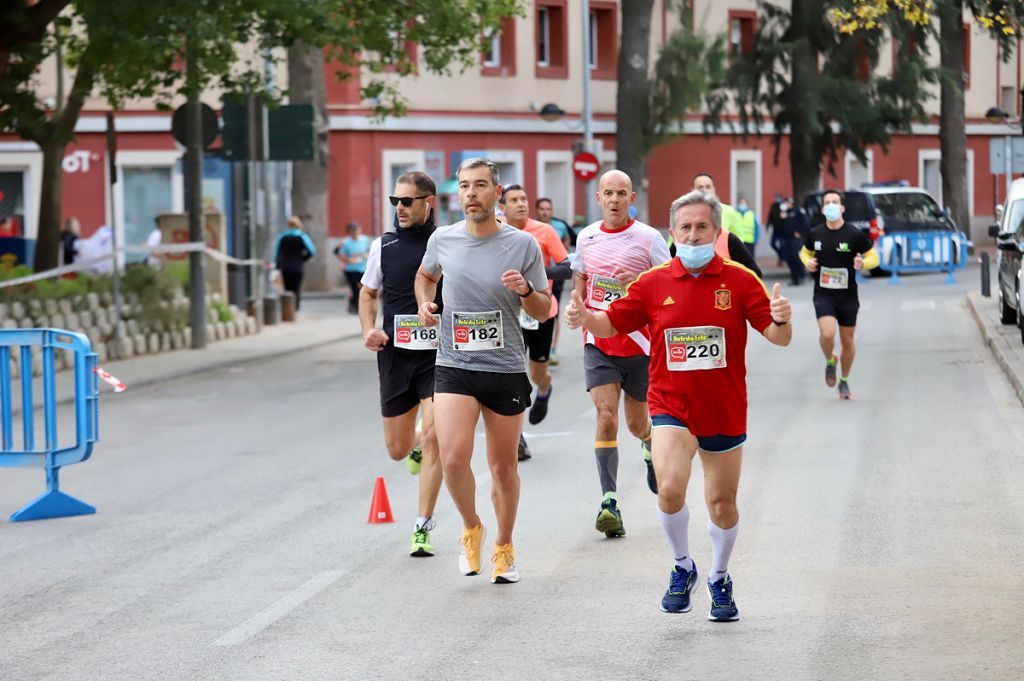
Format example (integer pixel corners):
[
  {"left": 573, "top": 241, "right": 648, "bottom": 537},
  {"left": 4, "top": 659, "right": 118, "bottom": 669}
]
[
  {"left": 519, "top": 309, "right": 540, "bottom": 330},
  {"left": 665, "top": 326, "right": 727, "bottom": 372},
  {"left": 588, "top": 274, "right": 626, "bottom": 311},
  {"left": 392, "top": 314, "right": 438, "bottom": 350},
  {"left": 452, "top": 311, "right": 503, "bottom": 351},
  {"left": 820, "top": 267, "right": 849, "bottom": 290}
]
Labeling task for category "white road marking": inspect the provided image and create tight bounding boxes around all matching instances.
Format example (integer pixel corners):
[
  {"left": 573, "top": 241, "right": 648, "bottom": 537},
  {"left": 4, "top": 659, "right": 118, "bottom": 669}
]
[
  {"left": 213, "top": 570, "right": 346, "bottom": 647},
  {"left": 900, "top": 299, "right": 936, "bottom": 311},
  {"left": 578, "top": 407, "right": 595, "bottom": 418},
  {"left": 523, "top": 431, "right": 575, "bottom": 439}
]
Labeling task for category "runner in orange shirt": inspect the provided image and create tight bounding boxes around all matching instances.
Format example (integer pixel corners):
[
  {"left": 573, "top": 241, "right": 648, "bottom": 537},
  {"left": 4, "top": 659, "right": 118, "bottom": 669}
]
[{"left": 499, "top": 185, "right": 572, "bottom": 454}]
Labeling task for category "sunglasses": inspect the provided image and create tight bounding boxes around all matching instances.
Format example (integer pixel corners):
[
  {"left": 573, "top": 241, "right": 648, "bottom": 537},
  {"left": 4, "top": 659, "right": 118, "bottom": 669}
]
[{"left": 389, "top": 195, "right": 431, "bottom": 207}]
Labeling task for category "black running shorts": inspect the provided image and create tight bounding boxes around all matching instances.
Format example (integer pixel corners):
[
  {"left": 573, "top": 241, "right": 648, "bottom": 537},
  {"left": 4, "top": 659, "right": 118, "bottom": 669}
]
[
  {"left": 583, "top": 344, "right": 649, "bottom": 402},
  {"left": 813, "top": 295, "right": 859, "bottom": 328},
  {"left": 377, "top": 344, "right": 436, "bottom": 418},
  {"left": 434, "top": 365, "right": 532, "bottom": 416},
  {"left": 521, "top": 316, "right": 556, "bottom": 363}
]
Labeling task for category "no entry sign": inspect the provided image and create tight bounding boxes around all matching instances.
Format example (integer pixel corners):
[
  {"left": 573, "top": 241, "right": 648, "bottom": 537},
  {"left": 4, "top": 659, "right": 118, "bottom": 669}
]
[{"left": 572, "top": 152, "right": 600, "bottom": 181}]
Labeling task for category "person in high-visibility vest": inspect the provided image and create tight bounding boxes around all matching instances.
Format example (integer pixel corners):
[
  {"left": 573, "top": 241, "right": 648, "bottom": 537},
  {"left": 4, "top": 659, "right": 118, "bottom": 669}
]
[{"left": 734, "top": 195, "right": 759, "bottom": 259}]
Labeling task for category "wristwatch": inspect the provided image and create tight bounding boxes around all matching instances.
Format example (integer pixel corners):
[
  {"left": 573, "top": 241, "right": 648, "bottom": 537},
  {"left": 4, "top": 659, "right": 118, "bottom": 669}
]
[{"left": 518, "top": 282, "right": 534, "bottom": 298}]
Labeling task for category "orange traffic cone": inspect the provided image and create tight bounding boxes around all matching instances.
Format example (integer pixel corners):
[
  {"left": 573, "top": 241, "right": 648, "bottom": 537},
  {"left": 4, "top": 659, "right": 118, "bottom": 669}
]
[{"left": 367, "top": 476, "right": 395, "bottom": 524}]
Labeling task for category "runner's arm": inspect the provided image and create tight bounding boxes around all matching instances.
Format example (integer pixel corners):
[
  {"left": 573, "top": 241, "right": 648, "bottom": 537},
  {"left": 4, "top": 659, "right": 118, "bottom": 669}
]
[
  {"left": 546, "top": 258, "right": 573, "bottom": 281},
  {"left": 565, "top": 290, "right": 618, "bottom": 337},
  {"left": 726, "top": 232, "right": 762, "bottom": 278},
  {"left": 859, "top": 248, "right": 879, "bottom": 270},
  {"left": 799, "top": 247, "right": 816, "bottom": 267}
]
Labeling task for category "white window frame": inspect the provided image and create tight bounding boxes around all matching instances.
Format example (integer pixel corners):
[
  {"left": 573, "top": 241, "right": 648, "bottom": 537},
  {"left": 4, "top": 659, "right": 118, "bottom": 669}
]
[
  {"left": 536, "top": 150, "right": 575, "bottom": 222},
  {"left": 844, "top": 149, "right": 874, "bottom": 189},
  {"left": 381, "top": 149, "right": 426, "bottom": 233},
  {"left": 537, "top": 7, "right": 551, "bottom": 67},
  {"left": 729, "top": 149, "right": 762, "bottom": 214},
  {"left": 918, "top": 148, "right": 974, "bottom": 214},
  {"left": 0, "top": 147, "right": 43, "bottom": 240},
  {"left": 483, "top": 26, "right": 501, "bottom": 68},
  {"left": 485, "top": 149, "right": 525, "bottom": 187},
  {"left": 112, "top": 150, "right": 184, "bottom": 263}
]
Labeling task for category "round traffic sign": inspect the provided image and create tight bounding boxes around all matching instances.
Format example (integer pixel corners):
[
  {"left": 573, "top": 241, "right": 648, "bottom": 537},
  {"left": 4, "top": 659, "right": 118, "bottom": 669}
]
[{"left": 572, "top": 151, "right": 600, "bottom": 181}]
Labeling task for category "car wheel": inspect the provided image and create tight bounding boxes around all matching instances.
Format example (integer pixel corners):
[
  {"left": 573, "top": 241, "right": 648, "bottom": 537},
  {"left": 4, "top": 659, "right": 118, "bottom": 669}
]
[{"left": 1000, "top": 286, "right": 1017, "bottom": 324}]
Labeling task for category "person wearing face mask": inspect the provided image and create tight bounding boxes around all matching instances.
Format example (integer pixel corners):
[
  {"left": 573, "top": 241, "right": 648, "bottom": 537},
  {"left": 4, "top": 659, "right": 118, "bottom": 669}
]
[
  {"left": 799, "top": 190, "right": 879, "bottom": 399},
  {"left": 665, "top": 173, "right": 762, "bottom": 278},
  {"left": 733, "top": 195, "right": 758, "bottom": 259},
  {"left": 360, "top": 171, "right": 445, "bottom": 557},
  {"left": 564, "top": 189, "right": 792, "bottom": 622}
]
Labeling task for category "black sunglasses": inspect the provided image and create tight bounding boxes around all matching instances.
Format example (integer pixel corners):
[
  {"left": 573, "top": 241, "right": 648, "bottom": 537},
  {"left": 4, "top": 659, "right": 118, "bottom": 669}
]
[{"left": 389, "top": 195, "right": 431, "bottom": 207}]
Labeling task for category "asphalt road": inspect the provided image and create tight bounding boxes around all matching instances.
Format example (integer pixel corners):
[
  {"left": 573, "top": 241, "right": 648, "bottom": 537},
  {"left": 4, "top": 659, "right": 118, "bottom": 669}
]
[{"left": 2, "top": 271, "right": 1023, "bottom": 681}]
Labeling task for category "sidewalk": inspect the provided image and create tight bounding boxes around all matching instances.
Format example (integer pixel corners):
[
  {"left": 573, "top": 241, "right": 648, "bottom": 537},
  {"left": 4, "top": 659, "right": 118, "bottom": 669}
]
[
  {"left": 39, "top": 293, "right": 363, "bottom": 410},
  {"left": 966, "top": 290, "right": 1024, "bottom": 407}
]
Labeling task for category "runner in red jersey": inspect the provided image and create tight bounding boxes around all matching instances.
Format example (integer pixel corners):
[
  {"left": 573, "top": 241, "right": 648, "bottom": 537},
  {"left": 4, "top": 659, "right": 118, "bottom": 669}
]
[
  {"left": 565, "top": 189, "right": 792, "bottom": 622},
  {"left": 571, "top": 170, "right": 671, "bottom": 538}
]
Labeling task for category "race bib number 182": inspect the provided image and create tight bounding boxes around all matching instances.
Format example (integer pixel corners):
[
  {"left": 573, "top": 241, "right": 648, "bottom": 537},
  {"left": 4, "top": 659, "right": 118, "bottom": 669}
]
[
  {"left": 452, "top": 310, "right": 503, "bottom": 351},
  {"left": 589, "top": 274, "right": 627, "bottom": 310},
  {"left": 665, "top": 326, "right": 726, "bottom": 371}
]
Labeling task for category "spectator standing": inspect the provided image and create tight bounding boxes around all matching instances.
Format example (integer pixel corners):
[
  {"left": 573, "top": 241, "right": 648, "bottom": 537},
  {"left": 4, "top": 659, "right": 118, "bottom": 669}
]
[
  {"left": 274, "top": 216, "right": 317, "bottom": 310},
  {"left": 767, "top": 194, "right": 786, "bottom": 266},
  {"left": 337, "top": 222, "right": 371, "bottom": 313},
  {"left": 61, "top": 216, "right": 81, "bottom": 266}
]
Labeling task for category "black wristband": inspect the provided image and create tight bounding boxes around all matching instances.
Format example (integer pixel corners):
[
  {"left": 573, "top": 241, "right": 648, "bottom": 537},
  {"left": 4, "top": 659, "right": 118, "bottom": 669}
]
[
  {"left": 772, "top": 318, "right": 788, "bottom": 326},
  {"left": 518, "top": 282, "right": 534, "bottom": 298}
]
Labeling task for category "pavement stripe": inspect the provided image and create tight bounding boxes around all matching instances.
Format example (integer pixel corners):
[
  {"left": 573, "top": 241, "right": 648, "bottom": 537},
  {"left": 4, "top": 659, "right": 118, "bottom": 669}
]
[
  {"left": 900, "top": 299, "right": 936, "bottom": 311},
  {"left": 212, "top": 570, "right": 346, "bottom": 647},
  {"left": 523, "top": 431, "right": 575, "bottom": 439}
]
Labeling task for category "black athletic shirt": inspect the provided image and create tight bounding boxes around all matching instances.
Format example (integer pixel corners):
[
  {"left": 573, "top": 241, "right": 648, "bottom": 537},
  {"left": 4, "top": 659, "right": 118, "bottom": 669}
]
[
  {"left": 804, "top": 222, "right": 872, "bottom": 298},
  {"left": 377, "top": 216, "right": 443, "bottom": 344}
]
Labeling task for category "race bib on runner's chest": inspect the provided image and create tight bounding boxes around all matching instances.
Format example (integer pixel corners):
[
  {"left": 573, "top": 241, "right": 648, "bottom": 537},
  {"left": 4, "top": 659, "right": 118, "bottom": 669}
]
[
  {"left": 665, "top": 326, "right": 727, "bottom": 371},
  {"left": 519, "top": 309, "right": 540, "bottom": 330},
  {"left": 392, "top": 314, "right": 438, "bottom": 350},
  {"left": 452, "top": 311, "right": 503, "bottom": 351},
  {"left": 589, "top": 274, "right": 626, "bottom": 311},
  {"left": 820, "top": 266, "right": 849, "bottom": 290}
]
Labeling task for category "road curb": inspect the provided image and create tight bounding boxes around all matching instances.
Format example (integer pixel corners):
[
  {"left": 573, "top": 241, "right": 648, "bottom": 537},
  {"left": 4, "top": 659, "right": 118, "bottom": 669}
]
[{"left": 966, "top": 291, "right": 1024, "bottom": 408}]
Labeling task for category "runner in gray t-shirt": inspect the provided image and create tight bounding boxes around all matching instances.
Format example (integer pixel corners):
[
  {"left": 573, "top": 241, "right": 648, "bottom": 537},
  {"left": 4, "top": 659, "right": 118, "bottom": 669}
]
[
  {"left": 420, "top": 221, "right": 548, "bottom": 374},
  {"left": 415, "top": 157, "right": 551, "bottom": 586}
]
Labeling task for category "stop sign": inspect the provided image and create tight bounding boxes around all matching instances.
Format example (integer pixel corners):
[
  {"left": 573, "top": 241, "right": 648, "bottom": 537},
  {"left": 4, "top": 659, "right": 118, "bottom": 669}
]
[{"left": 572, "top": 151, "right": 600, "bottom": 181}]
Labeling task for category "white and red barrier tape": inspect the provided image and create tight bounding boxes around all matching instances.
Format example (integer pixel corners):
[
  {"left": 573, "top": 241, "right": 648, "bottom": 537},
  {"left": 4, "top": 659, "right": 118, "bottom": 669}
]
[{"left": 93, "top": 367, "right": 126, "bottom": 393}]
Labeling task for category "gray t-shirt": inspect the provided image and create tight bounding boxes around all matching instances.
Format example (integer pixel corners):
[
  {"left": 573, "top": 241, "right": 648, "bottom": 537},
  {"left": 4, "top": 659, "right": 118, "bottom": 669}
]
[{"left": 421, "top": 220, "right": 548, "bottom": 373}]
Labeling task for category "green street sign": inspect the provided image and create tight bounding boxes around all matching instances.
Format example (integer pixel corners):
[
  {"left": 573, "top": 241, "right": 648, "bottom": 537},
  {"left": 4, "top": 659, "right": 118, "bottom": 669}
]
[{"left": 220, "top": 102, "right": 315, "bottom": 161}]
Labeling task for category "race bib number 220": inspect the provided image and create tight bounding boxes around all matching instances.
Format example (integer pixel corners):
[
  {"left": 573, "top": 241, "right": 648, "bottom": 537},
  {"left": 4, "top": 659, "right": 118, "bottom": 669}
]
[
  {"left": 452, "top": 311, "right": 503, "bottom": 351},
  {"left": 665, "top": 326, "right": 726, "bottom": 371}
]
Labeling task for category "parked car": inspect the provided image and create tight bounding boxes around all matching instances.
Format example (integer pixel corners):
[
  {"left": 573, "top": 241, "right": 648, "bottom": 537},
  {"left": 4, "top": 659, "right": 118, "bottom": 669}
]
[
  {"left": 803, "top": 184, "right": 967, "bottom": 274},
  {"left": 990, "top": 177, "right": 1024, "bottom": 344}
]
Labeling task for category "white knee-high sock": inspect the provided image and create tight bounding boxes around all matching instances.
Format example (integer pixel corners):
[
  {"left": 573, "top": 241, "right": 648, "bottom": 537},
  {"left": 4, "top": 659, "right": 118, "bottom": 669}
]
[
  {"left": 708, "top": 519, "right": 739, "bottom": 582},
  {"left": 657, "top": 504, "right": 692, "bottom": 571}
]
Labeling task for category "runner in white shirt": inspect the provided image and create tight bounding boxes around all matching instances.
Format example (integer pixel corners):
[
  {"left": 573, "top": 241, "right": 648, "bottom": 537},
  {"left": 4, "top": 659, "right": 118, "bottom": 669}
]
[{"left": 572, "top": 170, "right": 671, "bottom": 537}]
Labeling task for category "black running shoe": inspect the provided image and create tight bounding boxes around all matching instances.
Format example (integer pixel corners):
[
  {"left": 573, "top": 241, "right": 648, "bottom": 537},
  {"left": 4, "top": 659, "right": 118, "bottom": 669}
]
[
  {"left": 642, "top": 440, "right": 657, "bottom": 494},
  {"left": 528, "top": 386, "right": 551, "bottom": 425},
  {"left": 838, "top": 379, "right": 852, "bottom": 400},
  {"left": 517, "top": 434, "right": 532, "bottom": 461},
  {"left": 825, "top": 355, "right": 838, "bottom": 387}
]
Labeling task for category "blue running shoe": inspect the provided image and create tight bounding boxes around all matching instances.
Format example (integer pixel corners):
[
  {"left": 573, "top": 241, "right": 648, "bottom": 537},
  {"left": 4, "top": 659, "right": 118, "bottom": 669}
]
[
  {"left": 660, "top": 562, "right": 698, "bottom": 613},
  {"left": 707, "top": 576, "right": 740, "bottom": 622}
]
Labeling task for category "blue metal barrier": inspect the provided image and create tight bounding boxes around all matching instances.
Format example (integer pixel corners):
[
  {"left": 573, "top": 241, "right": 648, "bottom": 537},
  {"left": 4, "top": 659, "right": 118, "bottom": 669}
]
[
  {"left": 876, "top": 231, "right": 968, "bottom": 285},
  {"left": 0, "top": 329, "right": 99, "bottom": 521}
]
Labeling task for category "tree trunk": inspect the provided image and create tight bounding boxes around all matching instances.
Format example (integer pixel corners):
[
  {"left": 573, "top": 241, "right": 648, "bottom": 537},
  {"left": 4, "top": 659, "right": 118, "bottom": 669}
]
[
  {"left": 288, "top": 41, "right": 330, "bottom": 291},
  {"left": 787, "top": 0, "right": 821, "bottom": 204},
  {"left": 938, "top": 0, "right": 970, "bottom": 235},
  {"left": 32, "top": 55, "right": 93, "bottom": 272},
  {"left": 616, "top": 0, "right": 654, "bottom": 222}
]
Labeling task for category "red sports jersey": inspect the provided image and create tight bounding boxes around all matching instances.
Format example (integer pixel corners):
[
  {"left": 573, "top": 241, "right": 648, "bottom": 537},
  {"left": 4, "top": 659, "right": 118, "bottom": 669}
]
[{"left": 604, "top": 255, "right": 773, "bottom": 437}]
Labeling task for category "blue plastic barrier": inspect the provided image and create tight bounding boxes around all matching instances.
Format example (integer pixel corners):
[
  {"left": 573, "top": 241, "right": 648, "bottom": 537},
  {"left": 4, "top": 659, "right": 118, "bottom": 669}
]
[
  {"left": 0, "top": 329, "right": 99, "bottom": 521},
  {"left": 876, "top": 231, "right": 968, "bottom": 285}
]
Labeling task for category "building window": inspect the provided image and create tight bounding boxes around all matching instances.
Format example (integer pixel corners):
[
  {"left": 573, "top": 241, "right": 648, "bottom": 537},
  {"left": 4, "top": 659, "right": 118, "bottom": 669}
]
[
  {"left": 962, "top": 23, "right": 971, "bottom": 88},
  {"left": 728, "top": 10, "right": 756, "bottom": 60},
  {"left": 482, "top": 17, "right": 516, "bottom": 77},
  {"left": 1001, "top": 85, "right": 1018, "bottom": 117},
  {"left": 589, "top": 2, "right": 617, "bottom": 80},
  {"left": 536, "top": 0, "right": 568, "bottom": 79}
]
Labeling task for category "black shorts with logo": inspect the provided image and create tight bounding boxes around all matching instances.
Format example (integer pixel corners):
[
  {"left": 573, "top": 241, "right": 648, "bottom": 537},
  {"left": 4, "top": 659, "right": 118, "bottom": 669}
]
[
  {"left": 434, "top": 365, "right": 532, "bottom": 416},
  {"left": 813, "top": 294, "right": 859, "bottom": 328},
  {"left": 521, "top": 316, "right": 556, "bottom": 363},
  {"left": 377, "top": 343, "right": 436, "bottom": 418}
]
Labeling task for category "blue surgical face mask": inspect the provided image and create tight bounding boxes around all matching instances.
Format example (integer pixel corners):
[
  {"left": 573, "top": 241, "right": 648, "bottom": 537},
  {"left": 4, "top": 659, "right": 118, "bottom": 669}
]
[
  {"left": 677, "top": 242, "right": 716, "bottom": 270},
  {"left": 823, "top": 203, "right": 842, "bottom": 222}
]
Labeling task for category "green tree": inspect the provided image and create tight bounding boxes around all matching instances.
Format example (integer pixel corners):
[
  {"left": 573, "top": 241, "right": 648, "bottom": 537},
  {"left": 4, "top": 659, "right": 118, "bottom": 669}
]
[
  {"left": 0, "top": 1, "right": 518, "bottom": 272},
  {"left": 705, "top": 0, "right": 935, "bottom": 205},
  {"left": 618, "top": 0, "right": 727, "bottom": 220}
]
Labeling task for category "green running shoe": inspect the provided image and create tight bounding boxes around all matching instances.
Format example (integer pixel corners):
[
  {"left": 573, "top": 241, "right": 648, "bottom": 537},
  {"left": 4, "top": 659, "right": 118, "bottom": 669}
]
[
  {"left": 406, "top": 447, "right": 422, "bottom": 475},
  {"left": 410, "top": 524, "right": 434, "bottom": 557},
  {"left": 595, "top": 495, "right": 625, "bottom": 537}
]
